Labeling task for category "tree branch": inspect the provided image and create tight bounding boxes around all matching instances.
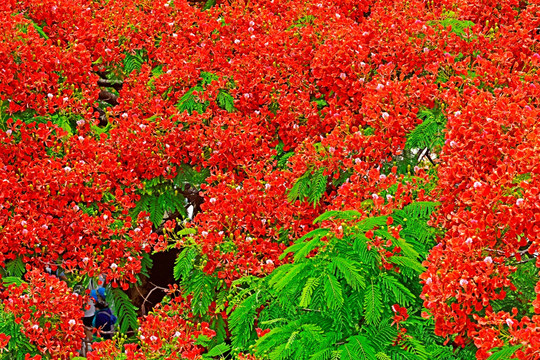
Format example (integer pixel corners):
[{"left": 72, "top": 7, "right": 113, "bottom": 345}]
[
  {"left": 180, "top": 184, "right": 204, "bottom": 217},
  {"left": 98, "top": 90, "right": 119, "bottom": 107},
  {"left": 92, "top": 106, "right": 108, "bottom": 127},
  {"left": 97, "top": 79, "right": 123, "bottom": 91},
  {"left": 135, "top": 282, "right": 168, "bottom": 316}
]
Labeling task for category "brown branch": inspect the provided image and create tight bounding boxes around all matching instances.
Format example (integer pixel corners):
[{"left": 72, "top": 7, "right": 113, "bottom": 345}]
[
  {"left": 98, "top": 90, "right": 119, "bottom": 107},
  {"left": 136, "top": 282, "right": 168, "bottom": 316},
  {"left": 515, "top": 257, "right": 537, "bottom": 265},
  {"left": 92, "top": 106, "right": 108, "bottom": 127},
  {"left": 180, "top": 184, "right": 204, "bottom": 217},
  {"left": 94, "top": 70, "right": 110, "bottom": 79},
  {"left": 424, "top": 149, "right": 436, "bottom": 166},
  {"left": 97, "top": 79, "right": 124, "bottom": 91}
]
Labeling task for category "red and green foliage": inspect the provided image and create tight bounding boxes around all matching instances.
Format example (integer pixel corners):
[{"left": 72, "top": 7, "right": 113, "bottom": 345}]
[{"left": 1, "top": 0, "right": 540, "bottom": 358}]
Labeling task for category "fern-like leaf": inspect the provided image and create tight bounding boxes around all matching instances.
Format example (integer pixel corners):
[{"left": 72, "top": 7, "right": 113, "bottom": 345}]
[
  {"left": 313, "top": 210, "right": 364, "bottom": 224},
  {"left": 364, "top": 282, "right": 382, "bottom": 325},
  {"left": 323, "top": 273, "right": 344, "bottom": 309},
  {"left": 309, "top": 169, "right": 327, "bottom": 205},
  {"left": 217, "top": 90, "right": 236, "bottom": 112},
  {"left": 299, "top": 276, "right": 321, "bottom": 307},
  {"left": 173, "top": 247, "right": 197, "bottom": 281},
  {"left": 341, "top": 335, "right": 377, "bottom": 360},
  {"left": 330, "top": 257, "right": 366, "bottom": 290},
  {"left": 123, "top": 52, "right": 145, "bottom": 74},
  {"left": 107, "top": 288, "right": 138, "bottom": 333},
  {"left": 486, "top": 345, "right": 522, "bottom": 360},
  {"left": 387, "top": 256, "right": 426, "bottom": 274},
  {"left": 5, "top": 257, "right": 25, "bottom": 278},
  {"left": 379, "top": 274, "right": 415, "bottom": 306},
  {"left": 149, "top": 195, "right": 164, "bottom": 227},
  {"left": 230, "top": 293, "right": 259, "bottom": 350}
]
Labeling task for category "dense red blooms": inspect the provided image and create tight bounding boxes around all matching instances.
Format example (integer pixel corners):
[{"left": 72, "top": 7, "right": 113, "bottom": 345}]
[
  {"left": 88, "top": 294, "right": 216, "bottom": 360},
  {"left": 1, "top": 270, "right": 85, "bottom": 358},
  {"left": 2, "top": 0, "right": 540, "bottom": 358}
]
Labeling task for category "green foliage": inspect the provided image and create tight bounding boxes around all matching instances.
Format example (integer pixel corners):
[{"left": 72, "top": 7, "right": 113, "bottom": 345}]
[
  {"left": 486, "top": 345, "right": 522, "bottom": 360},
  {"left": 438, "top": 17, "right": 475, "bottom": 39},
  {"left": 405, "top": 108, "right": 446, "bottom": 152},
  {"left": 3, "top": 257, "right": 26, "bottom": 278},
  {"left": 288, "top": 168, "right": 328, "bottom": 205},
  {"left": 340, "top": 335, "right": 377, "bottom": 360},
  {"left": 384, "top": 108, "right": 446, "bottom": 175},
  {"left": 173, "top": 244, "right": 221, "bottom": 317},
  {"left": 106, "top": 287, "right": 139, "bottom": 333},
  {"left": 175, "top": 163, "right": 211, "bottom": 188},
  {"left": 203, "top": 343, "right": 231, "bottom": 358},
  {"left": 132, "top": 164, "right": 209, "bottom": 226},
  {"left": 202, "top": 0, "right": 217, "bottom": 10},
  {"left": 123, "top": 50, "right": 147, "bottom": 75},
  {"left": 273, "top": 141, "right": 295, "bottom": 170},
  {"left": 176, "top": 82, "right": 209, "bottom": 115},
  {"left": 229, "top": 291, "right": 261, "bottom": 349},
  {"left": 364, "top": 282, "right": 382, "bottom": 325},
  {"left": 0, "top": 106, "right": 79, "bottom": 136},
  {"left": 28, "top": 19, "right": 49, "bottom": 40},
  {"left": 288, "top": 15, "right": 316, "bottom": 30},
  {"left": 176, "top": 72, "right": 236, "bottom": 115},
  {"left": 174, "top": 247, "right": 198, "bottom": 282},
  {"left": 217, "top": 90, "right": 236, "bottom": 112},
  {"left": 0, "top": 304, "right": 39, "bottom": 359},
  {"left": 492, "top": 260, "right": 537, "bottom": 317},
  {"left": 223, "top": 201, "right": 473, "bottom": 359},
  {"left": 138, "top": 252, "right": 153, "bottom": 284}
]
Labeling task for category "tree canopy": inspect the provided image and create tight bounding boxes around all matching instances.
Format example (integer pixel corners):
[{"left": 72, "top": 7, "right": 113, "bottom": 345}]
[{"left": 1, "top": 0, "right": 540, "bottom": 359}]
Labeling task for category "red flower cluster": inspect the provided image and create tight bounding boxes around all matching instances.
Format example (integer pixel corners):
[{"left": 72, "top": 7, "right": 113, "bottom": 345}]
[
  {"left": 1, "top": 270, "right": 85, "bottom": 359},
  {"left": 2, "top": 0, "right": 540, "bottom": 358},
  {"left": 88, "top": 294, "right": 216, "bottom": 360}
]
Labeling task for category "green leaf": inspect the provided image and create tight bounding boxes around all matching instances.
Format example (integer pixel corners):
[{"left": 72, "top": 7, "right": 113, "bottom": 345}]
[
  {"left": 217, "top": 90, "right": 236, "bottom": 112},
  {"left": 323, "top": 273, "right": 343, "bottom": 309},
  {"left": 229, "top": 293, "right": 259, "bottom": 350},
  {"left": 270, "top": 263, "right": 309, "bottom": 292},
  {"left": 309, "top": 168, "right": 327, "bottom": 205},
  {"left": 356, "top": 216, "right": 388, "bottom": 231},
  {"left": 313, "top": 210, "right": 363, "bottom": 224},
  {"left": 379, "top": 274, "right": 415, "bottom": 306},
  {"left": 183, "top": 270, "right": 217, "bottom": 316},
  {"left": 295, "top": 228, "right": 331, "bottom": 244},
  {"left": 173, "top": 247, "right": 197, "bottom": 281},
  {"left": 487, "top": 345, "right": 522, "bottom": 360},
  {"left": 107, "top": 287, "right": 138, "bottom": 333},
  {"left": 364, "top": 282, "right": 382, "bottom": 325},
  {"left": 392, "top": 238, "right": 420, "bottom": 261},
  {"left": 203, "top": 0, "right": 217, "bottom": 10},
  {"left": 149, "top": 196, "right": 165, "bottom": 227},
  {"left": 30, "top": 20, "right": 49, "bottom": 40},
  {"left": 5, "top": 257, "right": 25, "bottom": 278},
  {"left": 204, "top": 342, "right": 230, "bottom": 357},
  {"left": 281, "top": 237, "right": 324, "bottom": 262},
  {"left": 387, "top": 256, "right": 426, "bottom": 273},
  {"left": 2, "top": 276, "right": 25, "bottom": 287},
  {"left": 288, "top": 172, "right": 310, "bottom": 202},
  {"left": 200, "top": 71, "right": 219, "bottom": 85},
  {"left": 439, "top": 17, "right": 475, "bottom": 38},
  {"left": 54, "top": 115, "right": 73, "bottom": 135},
  {"left": 341, "top": 335, "right": 377, "bottom": 360},
  {"left": 405, "top": 108, "right": 446, "bottom": 151},
  {"left": 124, "top": 52, "right": 145, "bottom": 74},
  {"left": 330, "top": 257, "right": 366, "bottom": 290},
  {"left": 299, "top": 276, "right": 321, "bottom": 307}
]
